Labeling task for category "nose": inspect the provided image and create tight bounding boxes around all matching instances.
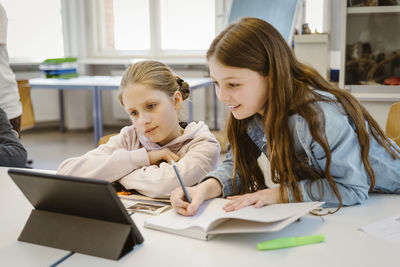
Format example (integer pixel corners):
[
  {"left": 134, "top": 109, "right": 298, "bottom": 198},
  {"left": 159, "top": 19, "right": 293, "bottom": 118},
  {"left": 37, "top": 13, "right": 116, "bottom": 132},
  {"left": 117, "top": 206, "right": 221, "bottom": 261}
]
[
  {"left": 138, "top": 112, "right": 151, "bottom": 126},
  {"left": 216, "top": 85, "right": 230, "bottom": 102}
]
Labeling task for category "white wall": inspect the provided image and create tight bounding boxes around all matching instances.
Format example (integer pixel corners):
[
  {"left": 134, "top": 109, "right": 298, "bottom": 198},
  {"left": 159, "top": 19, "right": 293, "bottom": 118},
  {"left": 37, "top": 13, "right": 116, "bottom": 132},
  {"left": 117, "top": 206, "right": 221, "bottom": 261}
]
[{"left": 358, "top": 101, "right": 392, "bottom": 130}]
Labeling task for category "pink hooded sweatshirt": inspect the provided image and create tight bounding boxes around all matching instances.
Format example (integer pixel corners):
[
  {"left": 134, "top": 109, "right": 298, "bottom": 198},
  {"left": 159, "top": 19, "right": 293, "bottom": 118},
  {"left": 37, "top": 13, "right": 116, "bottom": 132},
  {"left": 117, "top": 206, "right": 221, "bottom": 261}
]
[{"left": 57, "top": 121, "right": 220, "bottom": 198}]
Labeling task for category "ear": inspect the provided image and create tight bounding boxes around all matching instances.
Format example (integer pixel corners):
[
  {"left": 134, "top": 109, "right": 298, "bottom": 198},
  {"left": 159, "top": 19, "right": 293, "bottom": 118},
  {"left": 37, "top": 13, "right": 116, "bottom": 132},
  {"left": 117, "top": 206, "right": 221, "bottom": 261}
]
[{"left": 173, "top": 90, "right": 183, "bottom": 110}]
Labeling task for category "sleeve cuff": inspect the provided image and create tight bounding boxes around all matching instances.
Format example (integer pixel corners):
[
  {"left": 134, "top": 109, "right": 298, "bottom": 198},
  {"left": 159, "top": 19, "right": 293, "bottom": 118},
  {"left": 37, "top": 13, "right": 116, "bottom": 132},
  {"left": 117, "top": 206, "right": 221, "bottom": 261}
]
[{"left": 199, "top": 170, "right": 233, "bottom": 198}]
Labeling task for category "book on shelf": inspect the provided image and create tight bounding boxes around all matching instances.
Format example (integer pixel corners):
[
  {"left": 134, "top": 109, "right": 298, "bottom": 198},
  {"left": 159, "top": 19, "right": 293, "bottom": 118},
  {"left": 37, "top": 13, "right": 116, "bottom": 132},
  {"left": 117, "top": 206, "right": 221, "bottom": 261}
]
[{"left": 144, "top": 198, "right": 323, "bottom": 240}]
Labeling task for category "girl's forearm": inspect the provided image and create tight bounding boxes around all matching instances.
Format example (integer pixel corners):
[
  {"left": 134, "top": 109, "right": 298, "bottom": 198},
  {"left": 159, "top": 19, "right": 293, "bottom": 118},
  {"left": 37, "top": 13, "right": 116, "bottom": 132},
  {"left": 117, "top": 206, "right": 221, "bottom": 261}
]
[{"left": 199, "top": 178, "right": 223, "bottom": 200}]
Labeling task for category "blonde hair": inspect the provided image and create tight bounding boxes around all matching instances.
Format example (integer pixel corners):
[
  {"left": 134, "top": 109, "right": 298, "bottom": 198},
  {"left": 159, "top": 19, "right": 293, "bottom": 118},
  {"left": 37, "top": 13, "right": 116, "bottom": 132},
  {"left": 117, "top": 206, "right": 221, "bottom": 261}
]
[{"left": 118, "top": 60, "right": 190, "bottom": 106}]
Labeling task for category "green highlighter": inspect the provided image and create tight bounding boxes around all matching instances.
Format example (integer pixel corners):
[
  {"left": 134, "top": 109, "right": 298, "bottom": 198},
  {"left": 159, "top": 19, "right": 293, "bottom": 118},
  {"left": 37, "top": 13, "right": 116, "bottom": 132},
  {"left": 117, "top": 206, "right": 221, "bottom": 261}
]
[{"left": 257, "top": 234, "right": 325, "bottom": 250}]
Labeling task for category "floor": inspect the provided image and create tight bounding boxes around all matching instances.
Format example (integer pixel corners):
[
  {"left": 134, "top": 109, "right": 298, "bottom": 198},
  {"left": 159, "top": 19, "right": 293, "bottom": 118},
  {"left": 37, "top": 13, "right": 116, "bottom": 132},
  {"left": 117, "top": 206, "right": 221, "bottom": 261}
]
[
  {"left": 20, "top": 126, "right": 226, "bottom": 171},
  {"left": 20, "top": 126, "right": 121, "bottom": 170}
]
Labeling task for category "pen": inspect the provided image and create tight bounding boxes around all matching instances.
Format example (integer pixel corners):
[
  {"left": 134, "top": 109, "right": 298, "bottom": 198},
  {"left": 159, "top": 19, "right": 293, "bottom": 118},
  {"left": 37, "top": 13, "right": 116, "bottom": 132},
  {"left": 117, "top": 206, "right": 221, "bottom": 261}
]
[
  {"left": 257, "top": 234, "right": 325, "bottom": 250},
  {"left": 170, "top": 159, "right": 192, "bottom": 203}
]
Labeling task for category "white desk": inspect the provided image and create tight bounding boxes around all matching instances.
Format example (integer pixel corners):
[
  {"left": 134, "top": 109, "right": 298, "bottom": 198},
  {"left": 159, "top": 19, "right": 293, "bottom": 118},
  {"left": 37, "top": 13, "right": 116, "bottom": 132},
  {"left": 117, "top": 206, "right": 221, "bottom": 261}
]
[
  {"left": 0, "top": 167, "right": 75, "bottom": 267},
  {"left": 1, "top": 167, "right": 398, "bottom": 267},
  {"left": 29, "top": 76, "right": 216, "bottom": 146},
  {"left": 61, "top": 196, "right": 400, "bottom": 267}
]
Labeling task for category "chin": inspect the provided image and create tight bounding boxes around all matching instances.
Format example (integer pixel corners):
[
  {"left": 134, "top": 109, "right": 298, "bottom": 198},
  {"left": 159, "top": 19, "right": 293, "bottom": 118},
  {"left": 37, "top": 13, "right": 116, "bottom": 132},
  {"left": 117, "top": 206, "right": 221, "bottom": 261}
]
[
  {"left": 151, "top": 136, "right": 168, "bottom": 145},
  {"left": 150, "top": 137, "right": 162, "bottom": 143},
  {"left": 231, "top": 112, "right": 253, "bottom": 120},
  {"left": 145, "top": 134, "right": 158, "bottom": 142}
]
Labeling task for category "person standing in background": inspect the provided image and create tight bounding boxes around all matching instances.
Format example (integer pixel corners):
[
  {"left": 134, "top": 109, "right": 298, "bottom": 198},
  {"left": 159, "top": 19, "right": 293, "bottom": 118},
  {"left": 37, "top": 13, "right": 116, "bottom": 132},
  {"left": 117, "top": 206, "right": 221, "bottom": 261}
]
[{"left": 0, "top": 3, "right": 22, "bottom": 137}]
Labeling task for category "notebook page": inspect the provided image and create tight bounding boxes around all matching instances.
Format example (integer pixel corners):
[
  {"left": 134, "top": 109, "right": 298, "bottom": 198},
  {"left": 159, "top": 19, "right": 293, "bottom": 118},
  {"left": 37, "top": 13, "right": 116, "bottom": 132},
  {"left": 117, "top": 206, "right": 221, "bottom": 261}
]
[
  {"left": 145, "top": 198, "right": 230, "bottom": 232},
  {"left": 219, "top": 202, "right": 321, "bottom": 222}
]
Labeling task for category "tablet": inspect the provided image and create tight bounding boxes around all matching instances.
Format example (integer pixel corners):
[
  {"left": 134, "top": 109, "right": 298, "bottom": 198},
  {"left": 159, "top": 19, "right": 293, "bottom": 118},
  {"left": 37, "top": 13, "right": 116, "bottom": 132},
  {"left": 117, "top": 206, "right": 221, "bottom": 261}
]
[{"left": 8, "top": 168, "right": 144, "bottom": 259}]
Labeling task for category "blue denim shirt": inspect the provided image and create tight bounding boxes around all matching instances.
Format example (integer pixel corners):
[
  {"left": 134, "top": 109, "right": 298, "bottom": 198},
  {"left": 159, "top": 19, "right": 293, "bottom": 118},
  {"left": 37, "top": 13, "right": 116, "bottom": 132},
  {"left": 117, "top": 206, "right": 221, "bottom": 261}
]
[{"left": 201, "top": 92, "right": 400, "bottom": 207}]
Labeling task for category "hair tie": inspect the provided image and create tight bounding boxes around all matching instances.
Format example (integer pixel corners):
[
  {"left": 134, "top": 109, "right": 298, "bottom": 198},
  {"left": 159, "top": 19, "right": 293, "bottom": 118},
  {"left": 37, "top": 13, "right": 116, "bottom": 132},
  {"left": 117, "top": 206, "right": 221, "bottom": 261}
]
[{"left": 176, "top": 78, "right": 184, "bottom": 88}]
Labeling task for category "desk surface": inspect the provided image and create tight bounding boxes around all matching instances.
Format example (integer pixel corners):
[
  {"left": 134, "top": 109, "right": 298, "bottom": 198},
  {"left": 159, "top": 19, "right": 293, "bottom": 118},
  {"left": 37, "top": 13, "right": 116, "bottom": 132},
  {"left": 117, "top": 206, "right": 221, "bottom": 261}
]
[
  {"left": 0, "top": 168, "right": 74, "bottom": 267},
  {"left": 1, "top": 167, "right": 398, "bottom": 266}
]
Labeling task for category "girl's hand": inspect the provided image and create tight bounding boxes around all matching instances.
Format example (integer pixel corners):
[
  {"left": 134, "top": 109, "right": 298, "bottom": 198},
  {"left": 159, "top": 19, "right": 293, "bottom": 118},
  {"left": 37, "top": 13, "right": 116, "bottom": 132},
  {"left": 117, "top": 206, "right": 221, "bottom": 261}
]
[
  {"left": 147, "top": 148, "right": 180, "bottom": 165},
  {"left": 223, "top": 187, "right": 281, "bottom": 212},
  {"left": 170, "top": 178, "right": 222, "bottom": 216},
  {"left": 170, "top": 186, "right": 205, "bottom": 216}
]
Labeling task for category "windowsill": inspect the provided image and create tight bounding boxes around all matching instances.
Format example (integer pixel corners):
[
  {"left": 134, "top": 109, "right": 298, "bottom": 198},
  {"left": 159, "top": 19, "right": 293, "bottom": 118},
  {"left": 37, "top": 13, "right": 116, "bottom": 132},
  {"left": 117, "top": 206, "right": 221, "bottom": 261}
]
[
  {"left": 9, "top": 59, "right": 42, "bottom": 66},
  {"left": 79, "top": 57, "right": 208, "bottom": 66},
  {"left": 10, "top": 57, "right": 209, "bottom": 68}
]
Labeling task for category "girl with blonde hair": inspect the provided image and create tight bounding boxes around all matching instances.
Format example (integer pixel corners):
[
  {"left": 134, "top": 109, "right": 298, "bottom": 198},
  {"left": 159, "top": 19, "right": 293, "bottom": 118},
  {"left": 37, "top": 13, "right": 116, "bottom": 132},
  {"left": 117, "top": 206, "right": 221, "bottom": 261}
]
[{"left": 58, "top": 60, "right": 220, "bottom": 198}]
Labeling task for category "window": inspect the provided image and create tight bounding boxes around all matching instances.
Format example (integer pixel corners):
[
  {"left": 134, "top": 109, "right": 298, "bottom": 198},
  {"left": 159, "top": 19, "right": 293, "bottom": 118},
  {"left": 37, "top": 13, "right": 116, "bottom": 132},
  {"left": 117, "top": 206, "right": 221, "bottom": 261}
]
[
  {"left": 305, "top": 0, "right": 327, "bottom": 33},
  {"left": 160, "top": 0, "right": 215, "bottom": 50},
  {"left": 92, "top": 0, "right": 216, "bottom": 58},
  {"left": 2, "top": 0, "right": 64, "bottom": 61},
  {"left": 105, "top": 0, "right": 150, "bottom": 51}
]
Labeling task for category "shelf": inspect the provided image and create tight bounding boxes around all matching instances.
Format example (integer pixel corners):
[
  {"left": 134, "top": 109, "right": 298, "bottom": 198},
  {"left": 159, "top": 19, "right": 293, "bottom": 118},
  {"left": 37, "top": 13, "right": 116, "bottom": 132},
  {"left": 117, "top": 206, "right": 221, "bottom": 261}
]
[
  {"left": 347, "top": 85, "right": 400, "bottom": 92},
  {"left": 346, "top": 85, "right": 400, "bottom": 101},
  {"left": 350, "top": 89, "right": 400, "bottom": 102},
  {"left": 347, "top": 5, "right": 400, "bottom": 14},
  {"left": 352, "top": 92, "right": 400, "bottom": 102}
]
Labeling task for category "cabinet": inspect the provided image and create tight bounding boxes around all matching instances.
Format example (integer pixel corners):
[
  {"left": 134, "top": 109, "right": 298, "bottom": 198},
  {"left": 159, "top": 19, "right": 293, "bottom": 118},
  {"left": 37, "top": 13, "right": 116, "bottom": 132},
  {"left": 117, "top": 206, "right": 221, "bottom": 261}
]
[
  {"left": 294, "top": 34, "right": 329, "bottom": 79},
  {"left": 339, "top": 0, "right": 400, "bottom": 93}
]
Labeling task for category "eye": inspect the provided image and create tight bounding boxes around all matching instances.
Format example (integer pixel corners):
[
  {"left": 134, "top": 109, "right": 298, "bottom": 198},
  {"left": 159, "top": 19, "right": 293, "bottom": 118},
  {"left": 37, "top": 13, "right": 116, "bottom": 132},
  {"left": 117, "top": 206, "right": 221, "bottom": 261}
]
[
  {"left": 131, "top": 110, "right": 138, "bottom": 116},
  {"left": 147, "top": 103, "right": 156, "bottom": 109},
  {"left": 228, "top": 83, "right": 240, "bottom": 88}
]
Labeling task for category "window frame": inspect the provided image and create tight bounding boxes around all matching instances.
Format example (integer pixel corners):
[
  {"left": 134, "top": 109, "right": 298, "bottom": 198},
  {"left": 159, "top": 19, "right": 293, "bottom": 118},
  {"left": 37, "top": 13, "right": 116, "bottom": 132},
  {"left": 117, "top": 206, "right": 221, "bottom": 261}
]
[{"left": 87, "top": 0, "right": 225, "bottom": 60}]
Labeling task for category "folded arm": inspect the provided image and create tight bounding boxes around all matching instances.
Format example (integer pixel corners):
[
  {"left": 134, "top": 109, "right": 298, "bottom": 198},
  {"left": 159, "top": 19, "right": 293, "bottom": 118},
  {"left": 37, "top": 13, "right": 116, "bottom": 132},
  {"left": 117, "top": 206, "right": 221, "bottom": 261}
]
[
  {"left": 57, "top": 129, "right": 150, "bottom": 181},
  {"left": 119, "top": 139, "right": 220, "bottom": 198}
]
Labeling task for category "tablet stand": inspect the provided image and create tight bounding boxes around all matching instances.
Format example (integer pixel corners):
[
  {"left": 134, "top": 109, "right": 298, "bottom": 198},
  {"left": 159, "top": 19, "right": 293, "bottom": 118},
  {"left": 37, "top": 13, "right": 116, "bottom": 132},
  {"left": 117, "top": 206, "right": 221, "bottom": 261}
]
[{"left": 19, "top": 209, "right": 142, "bottom": 260}]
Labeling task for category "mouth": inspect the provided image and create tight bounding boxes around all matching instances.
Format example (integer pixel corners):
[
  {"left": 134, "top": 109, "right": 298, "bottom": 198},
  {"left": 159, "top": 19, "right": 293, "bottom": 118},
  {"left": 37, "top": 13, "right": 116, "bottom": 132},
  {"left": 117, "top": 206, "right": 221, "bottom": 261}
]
[
  {"left": 145, "top": 126, "right": 158, "bottom": 134},
  {"left": 227, "top": 104, "right": 240, "bottom": 110}
]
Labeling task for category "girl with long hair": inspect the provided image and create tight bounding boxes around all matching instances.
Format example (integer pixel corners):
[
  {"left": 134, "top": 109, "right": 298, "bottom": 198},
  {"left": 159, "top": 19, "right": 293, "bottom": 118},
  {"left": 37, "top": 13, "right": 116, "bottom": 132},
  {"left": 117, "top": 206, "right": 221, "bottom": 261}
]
[{"left": 171, "top": 17, "right": 400, "bottom": 216}]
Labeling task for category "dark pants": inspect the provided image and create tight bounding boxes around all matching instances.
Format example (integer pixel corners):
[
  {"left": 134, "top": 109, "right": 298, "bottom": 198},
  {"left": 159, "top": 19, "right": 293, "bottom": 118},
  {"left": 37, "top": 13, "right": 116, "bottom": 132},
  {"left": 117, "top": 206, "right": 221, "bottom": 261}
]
[{"left": 9, "top": 115, "right": 21, "bottom": 137}]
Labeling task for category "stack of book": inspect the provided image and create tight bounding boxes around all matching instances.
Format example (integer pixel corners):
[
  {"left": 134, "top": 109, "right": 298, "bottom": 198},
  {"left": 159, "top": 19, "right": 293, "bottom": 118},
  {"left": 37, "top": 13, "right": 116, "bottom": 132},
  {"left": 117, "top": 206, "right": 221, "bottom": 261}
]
[{"left": 39, "top": 57, "right": 78, "bottom": 79}]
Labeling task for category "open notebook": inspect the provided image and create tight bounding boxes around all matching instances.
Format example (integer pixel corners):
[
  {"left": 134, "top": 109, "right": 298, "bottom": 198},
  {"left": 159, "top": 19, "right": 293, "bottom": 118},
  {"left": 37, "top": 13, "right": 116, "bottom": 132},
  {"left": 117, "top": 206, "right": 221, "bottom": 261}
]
[{"left": 144, "top": 198, "right": 323, "bottom": 240}]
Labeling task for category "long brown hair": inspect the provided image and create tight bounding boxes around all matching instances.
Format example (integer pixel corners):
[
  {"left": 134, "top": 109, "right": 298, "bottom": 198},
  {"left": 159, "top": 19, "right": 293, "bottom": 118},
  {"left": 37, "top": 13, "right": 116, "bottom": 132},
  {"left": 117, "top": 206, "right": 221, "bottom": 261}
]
[{"left": 207, "top": 17, "right": 400, "bottom": 209}]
